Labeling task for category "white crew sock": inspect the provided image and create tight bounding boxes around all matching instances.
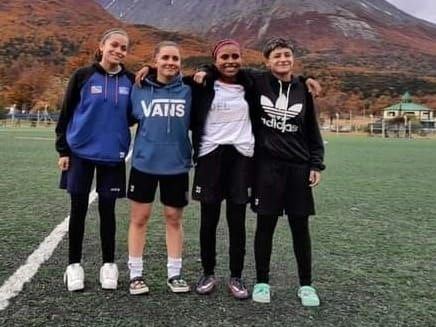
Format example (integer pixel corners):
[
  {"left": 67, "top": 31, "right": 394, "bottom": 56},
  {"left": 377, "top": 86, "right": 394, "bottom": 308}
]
[
  {"left": 128, "top": 256, "right": 143, "bottom": 280},
  {"left": 167, "top": 257, "right": 182, "bottom": 279}
]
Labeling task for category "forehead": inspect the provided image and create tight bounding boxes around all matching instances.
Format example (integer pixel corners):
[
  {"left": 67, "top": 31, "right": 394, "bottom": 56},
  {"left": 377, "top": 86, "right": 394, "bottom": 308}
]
[
  {"left": 268, "top": 47, "right": 293, "bottom": 57},
  {"left": 216, "top": 44, "right": 241, "bottom": 55},
  {"left": 103, "top": 33, "right": 128, "bottom": 45},
  {"left": 156, "top": 46, "right": 180, "bottom": 56}
]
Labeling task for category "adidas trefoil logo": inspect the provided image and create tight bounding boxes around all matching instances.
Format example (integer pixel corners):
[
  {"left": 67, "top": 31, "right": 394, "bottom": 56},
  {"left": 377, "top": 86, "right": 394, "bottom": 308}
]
[{"left": 260, "top": 94, "right": 302, "bottom": 133}]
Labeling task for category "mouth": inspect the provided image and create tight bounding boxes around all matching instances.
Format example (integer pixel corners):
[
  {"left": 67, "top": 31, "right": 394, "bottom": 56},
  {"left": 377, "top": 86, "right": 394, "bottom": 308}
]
[
  {"left": 222, "top": 66, "right": 240, "bottom": 73},
  {"left": 223, "top": 64, "right": 239, "bottom": 69},
  {"left": 110, "top": 54, "right": 123, "bottom": 60}
]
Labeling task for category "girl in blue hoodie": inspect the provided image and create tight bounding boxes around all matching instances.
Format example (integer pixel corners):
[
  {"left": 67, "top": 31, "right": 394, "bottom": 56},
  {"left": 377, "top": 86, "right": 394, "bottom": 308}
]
[
  {"left": 55, "top": 28, "right": 134, "bottom": 292},
  {"left": 127, "top": 41, "right": 192, "bottom": 294}
]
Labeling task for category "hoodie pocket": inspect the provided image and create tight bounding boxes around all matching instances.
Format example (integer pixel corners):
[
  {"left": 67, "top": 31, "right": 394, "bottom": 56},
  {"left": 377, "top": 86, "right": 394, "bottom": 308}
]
[{"left": 135, "top": 142, "right": 191, "bottom": 173}]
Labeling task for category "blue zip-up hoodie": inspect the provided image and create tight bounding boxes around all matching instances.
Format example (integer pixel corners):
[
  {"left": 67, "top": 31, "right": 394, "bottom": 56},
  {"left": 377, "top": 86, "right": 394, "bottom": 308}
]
[
  {"left": 130, "top": 74, "right": 192, "bottom": 175},
  {"left": 55, "top": 63, "right": 134, "bottom": 163}
]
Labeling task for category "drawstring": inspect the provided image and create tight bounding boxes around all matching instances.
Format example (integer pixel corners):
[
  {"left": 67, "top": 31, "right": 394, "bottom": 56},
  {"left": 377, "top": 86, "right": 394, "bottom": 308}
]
[
  {"left": 104, "top": 74, "right": 108, "bottom": 101},
  {"left": 167, "top": 88, "right": 171, "bottom": 134},
  {"left": 278, "top": 80, "right": 291, "bottom": 132},
  {"left": 115, "top": 75, "right": 119, "bottom": 106}
]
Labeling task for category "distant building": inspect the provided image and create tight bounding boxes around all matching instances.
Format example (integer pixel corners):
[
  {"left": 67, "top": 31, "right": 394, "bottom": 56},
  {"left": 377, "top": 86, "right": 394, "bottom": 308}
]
[{"left": 383, "top": 92, "right": 433, "bottom": 123}]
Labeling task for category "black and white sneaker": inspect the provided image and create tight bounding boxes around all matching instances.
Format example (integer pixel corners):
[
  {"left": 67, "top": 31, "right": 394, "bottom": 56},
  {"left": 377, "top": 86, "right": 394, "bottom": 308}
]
[
  {"left": 167, "top": 276, "right": 190, "bottom": 293},
  {"left": 129, "top": 276, "right": 149, "bottom": 295}
]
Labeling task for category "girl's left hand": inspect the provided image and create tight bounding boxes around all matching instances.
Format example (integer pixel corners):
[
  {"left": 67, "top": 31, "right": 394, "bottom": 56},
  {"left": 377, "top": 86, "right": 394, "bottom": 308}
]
[
  {"left": 193, "top": 71, "right": 206, "bottom": 84},
  {"left": 309, "top": 170, "right": 321, "bottom": 187}
]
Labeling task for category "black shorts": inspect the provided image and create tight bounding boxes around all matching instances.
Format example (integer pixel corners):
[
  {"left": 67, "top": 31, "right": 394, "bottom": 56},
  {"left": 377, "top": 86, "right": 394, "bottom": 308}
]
[
  {"left": 192, "top": 145, "right": 253, "bottom": 204},
  {"left": 127, "top": 167, "right": 189, "bottom": 208},
  {"left": 251, "top": 157, "right": 315, "bottom": 216},
  {"left": 59, "top": 154, "right": 126, "bottom": 198}
]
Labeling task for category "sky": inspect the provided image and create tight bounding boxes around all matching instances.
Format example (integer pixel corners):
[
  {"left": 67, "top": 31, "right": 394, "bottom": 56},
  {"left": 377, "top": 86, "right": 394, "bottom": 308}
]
[{"left": 386, "top": 0, "right": 436, "bottom": 24}]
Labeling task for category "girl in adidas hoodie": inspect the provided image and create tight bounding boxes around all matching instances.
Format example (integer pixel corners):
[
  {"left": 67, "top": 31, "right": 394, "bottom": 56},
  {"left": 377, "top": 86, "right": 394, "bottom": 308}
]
[
  {"left": 250, "top": 37, "right": 325, "bottom": 306},
  {"left": 127, "top": 41, "right": 192, "bottom": 294},
  {"left": 55, "top": 28, "right": 134, "bottom": 292}
]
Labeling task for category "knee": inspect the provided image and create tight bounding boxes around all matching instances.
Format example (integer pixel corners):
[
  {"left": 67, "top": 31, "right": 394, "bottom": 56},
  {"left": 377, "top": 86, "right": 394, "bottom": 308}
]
[
  {"left": 130, "top": 211, "right": 150, "bottom": 228},
  {"left": 165, "top": 210, "right": 182, "bottom": 229}
]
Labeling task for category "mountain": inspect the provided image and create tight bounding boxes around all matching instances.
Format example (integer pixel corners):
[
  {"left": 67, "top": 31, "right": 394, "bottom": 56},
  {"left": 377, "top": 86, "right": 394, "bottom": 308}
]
[
  {"left": 96, "top": 0, "right": 436, "bottom": 111},
  {"left": 0, "top": 0, "right": 215, "bottom": 70},
  {"left": 96, "top": 0, "right": 436, "bottom": 55},
  {"left": 0, "top": 0, "right": 252, "bottom": 110},
  {"left": 0, "top": 0, "right": 435, "bottom": 115}
]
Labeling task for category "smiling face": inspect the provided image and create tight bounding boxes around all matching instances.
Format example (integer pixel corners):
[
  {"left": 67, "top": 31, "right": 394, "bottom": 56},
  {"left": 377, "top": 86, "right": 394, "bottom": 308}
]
[
  {"left": 214, "top": 44, "right": 242, "bottom": 82},
  {"left": 99, "top": 33, "right": 128, "bottom": 71},
  {"left": 154, "top": 45, "right": 181, "bottom": 84},
  {"left": 266, "top": 47, "right": 294, "bottom": 81}
]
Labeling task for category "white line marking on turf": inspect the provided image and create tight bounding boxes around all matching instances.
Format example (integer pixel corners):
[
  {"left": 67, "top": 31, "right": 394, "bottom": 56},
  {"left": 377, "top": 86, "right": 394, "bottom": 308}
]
[
  {"left": 0, "top": 150, "right": 132, "bottom": 311},
  {"left": 15, "top": 137, "right": 55, "bottom": 141}
]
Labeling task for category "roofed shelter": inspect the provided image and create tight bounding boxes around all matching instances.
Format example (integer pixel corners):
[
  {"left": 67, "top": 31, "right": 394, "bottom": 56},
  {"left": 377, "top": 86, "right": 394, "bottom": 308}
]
[{"left": 383, "top": 92, "right": 433, "bottom": 123}]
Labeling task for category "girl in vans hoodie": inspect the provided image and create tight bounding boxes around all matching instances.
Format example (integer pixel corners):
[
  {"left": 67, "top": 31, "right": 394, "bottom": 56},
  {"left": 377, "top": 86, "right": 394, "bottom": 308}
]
[{"left": 127, "top": 41, "right": 192, "bottom": 295}]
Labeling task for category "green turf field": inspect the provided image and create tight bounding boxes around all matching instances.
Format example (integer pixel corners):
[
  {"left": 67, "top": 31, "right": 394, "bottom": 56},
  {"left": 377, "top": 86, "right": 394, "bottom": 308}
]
[{"left": 0, "top": 128, "right": 435, "bottom": 326}]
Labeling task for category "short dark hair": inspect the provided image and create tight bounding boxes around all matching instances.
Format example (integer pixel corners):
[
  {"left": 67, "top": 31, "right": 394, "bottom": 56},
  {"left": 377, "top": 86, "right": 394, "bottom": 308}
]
[{"left": 262, "top": 37, "right": 294, "bottom": 58}]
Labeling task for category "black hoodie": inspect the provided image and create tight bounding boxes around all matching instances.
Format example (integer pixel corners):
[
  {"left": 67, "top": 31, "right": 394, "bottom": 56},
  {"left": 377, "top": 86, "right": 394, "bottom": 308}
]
[{"left": 248, "top": 70, "right": 325, "bottom": 171}]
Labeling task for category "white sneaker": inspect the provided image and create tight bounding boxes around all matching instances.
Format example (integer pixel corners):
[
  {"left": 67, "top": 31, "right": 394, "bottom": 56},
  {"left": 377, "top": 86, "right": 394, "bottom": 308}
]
[
  {"left": 64, "top": 263, "right": 85, "bottom": 291},
  {"left": 99, "top": 263, "right": 119, "bottom": 290}
]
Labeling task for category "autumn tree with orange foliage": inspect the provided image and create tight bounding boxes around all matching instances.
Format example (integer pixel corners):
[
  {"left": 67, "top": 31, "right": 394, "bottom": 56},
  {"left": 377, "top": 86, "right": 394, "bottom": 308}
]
[{"left": 5, "top": 66, "right": 53, "bottom": 111}]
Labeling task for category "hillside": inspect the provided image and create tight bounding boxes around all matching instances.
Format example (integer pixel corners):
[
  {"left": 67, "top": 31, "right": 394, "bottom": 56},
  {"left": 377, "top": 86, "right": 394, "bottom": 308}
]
[
  {"left": 0, "top": 0, "right": 435, "bottom": 115},
  {"left": 96, "top": 0, "right": 436, "bottom": 112},
  {"left": 0, "top": 0, "right": 261, "bottom": 111}
]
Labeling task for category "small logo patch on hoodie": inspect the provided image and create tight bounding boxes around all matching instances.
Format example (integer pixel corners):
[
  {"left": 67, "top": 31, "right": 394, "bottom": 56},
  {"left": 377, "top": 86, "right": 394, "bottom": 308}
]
[
  {"left": 91, "top": 85, "right": 103, "bottom": 94},
  {"left": 119, "top": 86, "right": 130, "bottom": 95}
]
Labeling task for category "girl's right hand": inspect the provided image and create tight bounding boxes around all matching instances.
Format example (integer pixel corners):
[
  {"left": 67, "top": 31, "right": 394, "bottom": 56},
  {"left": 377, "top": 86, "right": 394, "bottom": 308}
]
[
  {"left": 58, "top": 156, "right": 70, "bottom": 171},
  {"left": 135, "top": 66, "right": 150, "bottom": 86}
]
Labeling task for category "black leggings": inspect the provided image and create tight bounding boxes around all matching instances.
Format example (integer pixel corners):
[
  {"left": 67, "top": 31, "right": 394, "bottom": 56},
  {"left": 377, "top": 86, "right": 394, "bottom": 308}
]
[
  {"left": 254, "top": 215, "right": 312, "bottom": 285},
  {"left": 200, "top": 202, "right": 246, "bottom": 278},
  {"left": 68, "top": 194, "right": 117, "bottom": 264}
]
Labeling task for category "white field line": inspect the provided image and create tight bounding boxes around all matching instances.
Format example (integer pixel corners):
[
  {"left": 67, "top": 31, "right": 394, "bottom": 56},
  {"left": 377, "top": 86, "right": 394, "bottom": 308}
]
[
  {"left": 0, "top": 150, "right": 132, "bottom": 311},
  {"left": 15, "top": 137, "right": 55, "bottom": 141}
]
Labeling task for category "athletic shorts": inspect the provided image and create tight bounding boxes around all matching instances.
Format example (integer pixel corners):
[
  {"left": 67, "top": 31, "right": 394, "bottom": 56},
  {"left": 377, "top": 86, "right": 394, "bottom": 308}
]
[
  {"left": 192, "top": 145, "right": 253, "bottom": 204},
  {"left": 251, "top": 157, "right": 315, "bottom": 216},
  {"left": 127, "top": 167, "right": 189, "bottom": 208},
  {"left": 59, "top": 154, "right": 126, "bottom": 198}
]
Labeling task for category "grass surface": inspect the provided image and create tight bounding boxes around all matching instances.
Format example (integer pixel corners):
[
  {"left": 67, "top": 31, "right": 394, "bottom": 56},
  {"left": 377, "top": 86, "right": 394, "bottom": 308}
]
[{"left": 0, "top": 129, "right": 435, "bottom": 326}]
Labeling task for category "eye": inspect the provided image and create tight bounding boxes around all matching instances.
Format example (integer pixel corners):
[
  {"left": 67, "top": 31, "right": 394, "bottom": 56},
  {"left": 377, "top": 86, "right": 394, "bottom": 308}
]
[
  {"left": 231, "top": 53, "right": 240, "bottom": 60},
  {"left": 171, "top": 56, "right": 180, "bottom": 61},
  {"left": 220, "top": 54, "right": 230, "bottom": 60},
  {"left": 161, "top": 55, "right": 170, "bottom": 60},
  {"left": 121, "top": 46, "right": 127, "bottom": 51}
]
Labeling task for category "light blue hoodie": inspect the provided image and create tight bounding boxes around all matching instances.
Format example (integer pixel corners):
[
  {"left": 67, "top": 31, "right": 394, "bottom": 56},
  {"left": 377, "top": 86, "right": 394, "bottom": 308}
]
[{"left": 130, "top": 74, "right": 192, "bottom": 175}]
